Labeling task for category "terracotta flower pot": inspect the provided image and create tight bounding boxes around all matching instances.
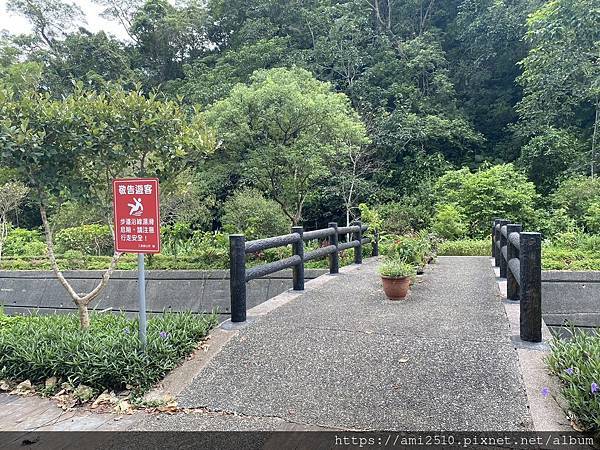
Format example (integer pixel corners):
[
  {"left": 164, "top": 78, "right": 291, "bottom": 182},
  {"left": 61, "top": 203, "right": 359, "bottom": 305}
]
[{"left": 381, "top": 275, "right": 411, "bottom": 300}]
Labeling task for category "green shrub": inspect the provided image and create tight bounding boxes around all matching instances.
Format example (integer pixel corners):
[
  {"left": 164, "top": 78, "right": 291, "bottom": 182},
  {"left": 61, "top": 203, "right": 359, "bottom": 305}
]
[
  {"left": 437, "top": 239, "right": 489, "bottom": 256},
  {"left": 518, "top": 128, "right": 585, "bottom": 194},
  {"left": 378, "top": 259, "right": 416, "bottom": 278},
  {"left": 3, "top": 228, "right": 44, "bottom": 256},
  {"left": 533, "top": 208, "right": 577, "bottom": 239},
  {"left": 551, "top": 176, "right": 600, "bottom": 229},
  {"left": 431, "top": 203, "right": 467, "bottom": 240},
  {"left": 381, "top": 233, "right": 432, "bottom": 266},
  {"left": 377, "top": 198, "right": 435, "bottom": 234},
  {"left": 161, "top": 222, "right": 195, "bottom": 256},
  {"left": 435, "top": 164, "right": 538, "bottom": 238},
  {"left": 544, "top": 231, "right": 600, "bottom": 253},
  {"left": 542, "top": 233, "right": 600, "bottom": 270},
  {"left": 546, "top": 327, "right": 600, "bottom": 432},
  {"left": 21, "top": 241, "right": 48, "bottom": 256},
  {"left": 55, "top": 225, "right": 113, "bottom": 256},
  {"left": 49, "top": 201, "right": 105, "bottom": 231},
  {"left": 0, "top": 311, "right": 218, "bottom": 395},
  {"left": 221, "top": 188, "right": 289, "bottom": 240},
  {"left": 584, "top": 202, "right": 600, "bottom": 235}
]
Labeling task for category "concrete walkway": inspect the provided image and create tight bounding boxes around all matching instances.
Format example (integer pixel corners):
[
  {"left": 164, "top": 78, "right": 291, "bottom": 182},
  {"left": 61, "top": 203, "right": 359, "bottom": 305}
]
[{"left": 141, "top": 256, "right": 533, "bottom": 431}]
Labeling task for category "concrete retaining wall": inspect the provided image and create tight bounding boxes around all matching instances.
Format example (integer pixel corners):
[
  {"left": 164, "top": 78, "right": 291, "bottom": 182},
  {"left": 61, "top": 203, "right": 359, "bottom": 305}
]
[
  {"left": 542, "top": 271, "right": 600, "bottom": 329},
  {"left": 0, "top": 269, "right": 328, "bottom": 318}
]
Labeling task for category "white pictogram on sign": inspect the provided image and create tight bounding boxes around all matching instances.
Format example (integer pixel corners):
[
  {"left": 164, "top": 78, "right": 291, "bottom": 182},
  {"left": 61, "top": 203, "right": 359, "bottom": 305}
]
[{"left": 128, "top": 197, "right": 144, "bottom": 216}]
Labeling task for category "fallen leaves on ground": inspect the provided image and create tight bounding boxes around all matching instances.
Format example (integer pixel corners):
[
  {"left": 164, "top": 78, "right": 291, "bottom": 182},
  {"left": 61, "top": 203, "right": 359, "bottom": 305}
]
[
  {"left": 11, "top": 380, "right": 34, "bottom": 396},
  {"left": 91, "top": 391, "right": 120, "bottom": 409},
  {"left": 114, "top": 399, "right": 134, "bottom": 414},
  {"left": 45, "top": 377, "right": 57, "bottom": 390}
]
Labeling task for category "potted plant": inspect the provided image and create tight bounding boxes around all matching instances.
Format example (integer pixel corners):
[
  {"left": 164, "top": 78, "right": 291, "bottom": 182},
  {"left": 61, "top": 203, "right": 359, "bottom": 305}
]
[{"left": 378, "top": 258, "right": 417, "bottom": 300}]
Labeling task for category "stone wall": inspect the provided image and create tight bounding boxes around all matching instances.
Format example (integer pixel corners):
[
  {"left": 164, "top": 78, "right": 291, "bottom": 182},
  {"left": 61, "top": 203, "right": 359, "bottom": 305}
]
[
  {"left": 542, "top": 271, "right": 600, "bottom": 330},
  {"left": 0, "top": 269, "right": 328, "bottom": 318}
]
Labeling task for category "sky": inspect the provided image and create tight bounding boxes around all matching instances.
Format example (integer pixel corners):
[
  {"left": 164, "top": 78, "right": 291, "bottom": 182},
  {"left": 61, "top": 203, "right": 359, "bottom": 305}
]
[{"left": 0, "top": 0, "right": 130, "bottom": 40}]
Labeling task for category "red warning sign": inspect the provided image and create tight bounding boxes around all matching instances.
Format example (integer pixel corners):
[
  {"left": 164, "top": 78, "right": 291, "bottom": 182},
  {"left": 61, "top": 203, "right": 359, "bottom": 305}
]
[{"left": 112, "top": 178, "right": 160, "bottom": 253}]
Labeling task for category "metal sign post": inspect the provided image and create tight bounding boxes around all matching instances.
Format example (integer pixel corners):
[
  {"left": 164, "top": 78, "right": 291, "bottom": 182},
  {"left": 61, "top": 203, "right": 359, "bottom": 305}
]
[
  {"left": 112, "top": 178, "right": 161, "bottom": 353},
  {"left": 138, "top": 253, "right": 147, "bottom": 350}
]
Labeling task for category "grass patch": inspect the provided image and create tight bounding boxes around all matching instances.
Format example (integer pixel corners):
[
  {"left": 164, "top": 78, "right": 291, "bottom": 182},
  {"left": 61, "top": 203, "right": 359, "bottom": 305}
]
[
  {"left": 437, "top": 232, "right": 600, "bottom": 271},
  {"left": 437, "top": 239, "right": 489, "bottom": 256},
  {"left": 0, "top": 311, "right": 218, "bottom": 396},
  {"left": 543, "top": 232, "right": 600, "bottom": 270},
  {"left": 546, "top": 327, "right": 600, "bottom": 432}
]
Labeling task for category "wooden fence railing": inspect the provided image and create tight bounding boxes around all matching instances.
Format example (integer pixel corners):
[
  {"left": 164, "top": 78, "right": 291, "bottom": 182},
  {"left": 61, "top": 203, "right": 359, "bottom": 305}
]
[
  {"left": 492, "top": 219, "right": 542, "bottom": 342},
  {"left": 229, "top": 220, "right": 379, "bottom": 322}
]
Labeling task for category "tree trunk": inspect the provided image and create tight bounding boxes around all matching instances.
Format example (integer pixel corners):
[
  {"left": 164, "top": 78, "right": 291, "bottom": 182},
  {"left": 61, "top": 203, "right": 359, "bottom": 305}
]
[
  {"left": 0, "top": 216, "right": 6, "bottom": 265},
  {"left": 592, "top": 99, "right": 599, "bottom": 178},
  {"left": 39, "top": 203, "right": 121, "bottom": 330},
  {"left": 77, "top": 303, "right": 91, "bottom": 330}
]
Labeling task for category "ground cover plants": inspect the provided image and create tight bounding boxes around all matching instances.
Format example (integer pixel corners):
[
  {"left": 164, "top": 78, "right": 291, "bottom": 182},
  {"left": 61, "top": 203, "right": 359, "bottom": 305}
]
[
  {"left": 546, "top": 327, "right": 600, "bottom": 433},
  {"left": 0, "top": 310, "right": 218, "bottom": 397}
]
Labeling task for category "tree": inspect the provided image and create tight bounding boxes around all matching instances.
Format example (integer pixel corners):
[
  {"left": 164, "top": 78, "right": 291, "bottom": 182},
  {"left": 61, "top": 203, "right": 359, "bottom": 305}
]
[
  {"left": 130, "top": 0, "right": 212, "bottom": 87},
  {"left": 518, "top": 127, "right": 586, "bottom": 194},
  {"left": 435, "top": 164, "right": 539, "bottom": 237},
  {"left": 450, "top": 0, "right": 538, "bottom": 161},
  {"left": 0, "top": 181, "right": 29, "bottom": 263},
  {"left": 332, "top": 143, "right": 377, "bottom": 227},
  {"left": 517, "top": 0, "right": 600, "bottom": 176},
  {"left": 221, "top": 188, "right": 289, "bottom": 239},
  {"left": 160, "top": 170, "right": 216, "bottom": 228},
  {"left": 180, "top": 37, "right": 290, "bottom": 106},
  {"left": 94, "top": 0, "right": 144, "bottom": 42},
  {"left": 7, "top": 0, "right": 84, "bottom": 50},
  {"left": 205, "top": 67, "right": 368, "bottom": 225},
  {"left": 551, "top": 176, "right": 600, "bottom": 228},
  {"left": 44, "top": 31, "right": 136, "bottom": 92},
  {"left": 0, "top": 84, "right": 215, "bottom": 328},
  {"left": 431, "top": 203, "right": 467, "bottom": 240}
]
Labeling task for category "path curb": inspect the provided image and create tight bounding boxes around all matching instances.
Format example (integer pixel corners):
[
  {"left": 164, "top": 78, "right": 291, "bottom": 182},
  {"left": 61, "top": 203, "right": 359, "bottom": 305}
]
[{"left": 492, "top": 260, "right": 572, "bottom": 433}]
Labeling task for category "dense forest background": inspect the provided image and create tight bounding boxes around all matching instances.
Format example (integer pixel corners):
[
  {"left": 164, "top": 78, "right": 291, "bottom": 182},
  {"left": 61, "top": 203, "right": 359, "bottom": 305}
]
[{"left": 0, "top": 0, "right": 598, "bottom": 236}]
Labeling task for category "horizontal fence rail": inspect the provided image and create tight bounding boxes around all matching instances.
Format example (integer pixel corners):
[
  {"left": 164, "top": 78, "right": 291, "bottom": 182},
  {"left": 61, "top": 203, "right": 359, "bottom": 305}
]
[
  {"left": 492, "top": 218, "right": 542, "bottom": 342},
  {"left": 229, "top": 220, "right": 378, "bottom": 322}
]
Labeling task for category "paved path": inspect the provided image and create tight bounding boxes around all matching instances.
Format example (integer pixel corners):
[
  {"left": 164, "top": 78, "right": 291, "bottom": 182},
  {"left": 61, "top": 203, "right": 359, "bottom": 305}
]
[{"left": 145, "top": 256, "right": 532, "bottom": 431}]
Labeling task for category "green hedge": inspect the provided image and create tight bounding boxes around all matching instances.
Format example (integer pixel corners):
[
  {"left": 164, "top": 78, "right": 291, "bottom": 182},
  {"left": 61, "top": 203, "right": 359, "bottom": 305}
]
[
  {"left": 0, "top": 311, "right": 217, "bottom": 395},
  {"left": 436, "top": 235, "right": 600, "bottom": 270},
  {"left": 542, "top": 232, "right": 600, "bottom": 270},
  {"left": 0, "top": 240, "right": 370, "bottom": 271},
  {"left": 55, "top": 225, "right": 114, "bottom": 256},
  {"left": 546, "top": 328, "right": 600, "bottom": 432},
  {"left": 437, "top": 239, "right": 489, "bottom": 256}
]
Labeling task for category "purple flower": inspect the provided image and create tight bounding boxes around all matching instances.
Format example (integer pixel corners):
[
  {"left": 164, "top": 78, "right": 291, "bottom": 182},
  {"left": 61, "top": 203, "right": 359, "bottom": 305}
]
[
  {"left": 541, "top": 387, "right": 550, "bottom": 398},
  {"left": 159, "top": 331, "right": 170, "bottom": 340},
  {"left": 565, "top": 367, "right": 574, "bottom": 375},
  {"left": 591, "top": 382, "right": 599, "bottom": 394}
]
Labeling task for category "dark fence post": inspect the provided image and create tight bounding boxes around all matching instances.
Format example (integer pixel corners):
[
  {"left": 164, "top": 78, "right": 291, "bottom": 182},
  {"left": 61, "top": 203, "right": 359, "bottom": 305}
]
[
  {"left": 292, "top": 226, "right": 304, "bottom": 290},
  {"left": 373, "top": 229, "right": 379, "bottom": 257},
  {"left": 353, "top": 220, "right": 362, "bottom": 264},
  {"left": 493, "top": 219, "right": 502, "bottom": 267},
  {"left": 506, "top": 223, "right": 522, "bottom": 301},
  {"left": 229, "top": 234, "right": 247, "bottom": 323},
  {"left": 520, "top": 232, "right": 542, "bottom": 342},
  {"left": 492, "top": 218, "right": 499, "bottom": 260},
  {"left": 328, "top": 222, "right": 339, "bottom": 274},
  {"left": 499, "top": 219, "right": 509, "bottom": 277}
]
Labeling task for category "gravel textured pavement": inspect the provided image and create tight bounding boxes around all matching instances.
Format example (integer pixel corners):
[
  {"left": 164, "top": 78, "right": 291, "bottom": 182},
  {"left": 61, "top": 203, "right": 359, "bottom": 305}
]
[{"left": 142, "top": 256, "right": 532, "bottom": 431}]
